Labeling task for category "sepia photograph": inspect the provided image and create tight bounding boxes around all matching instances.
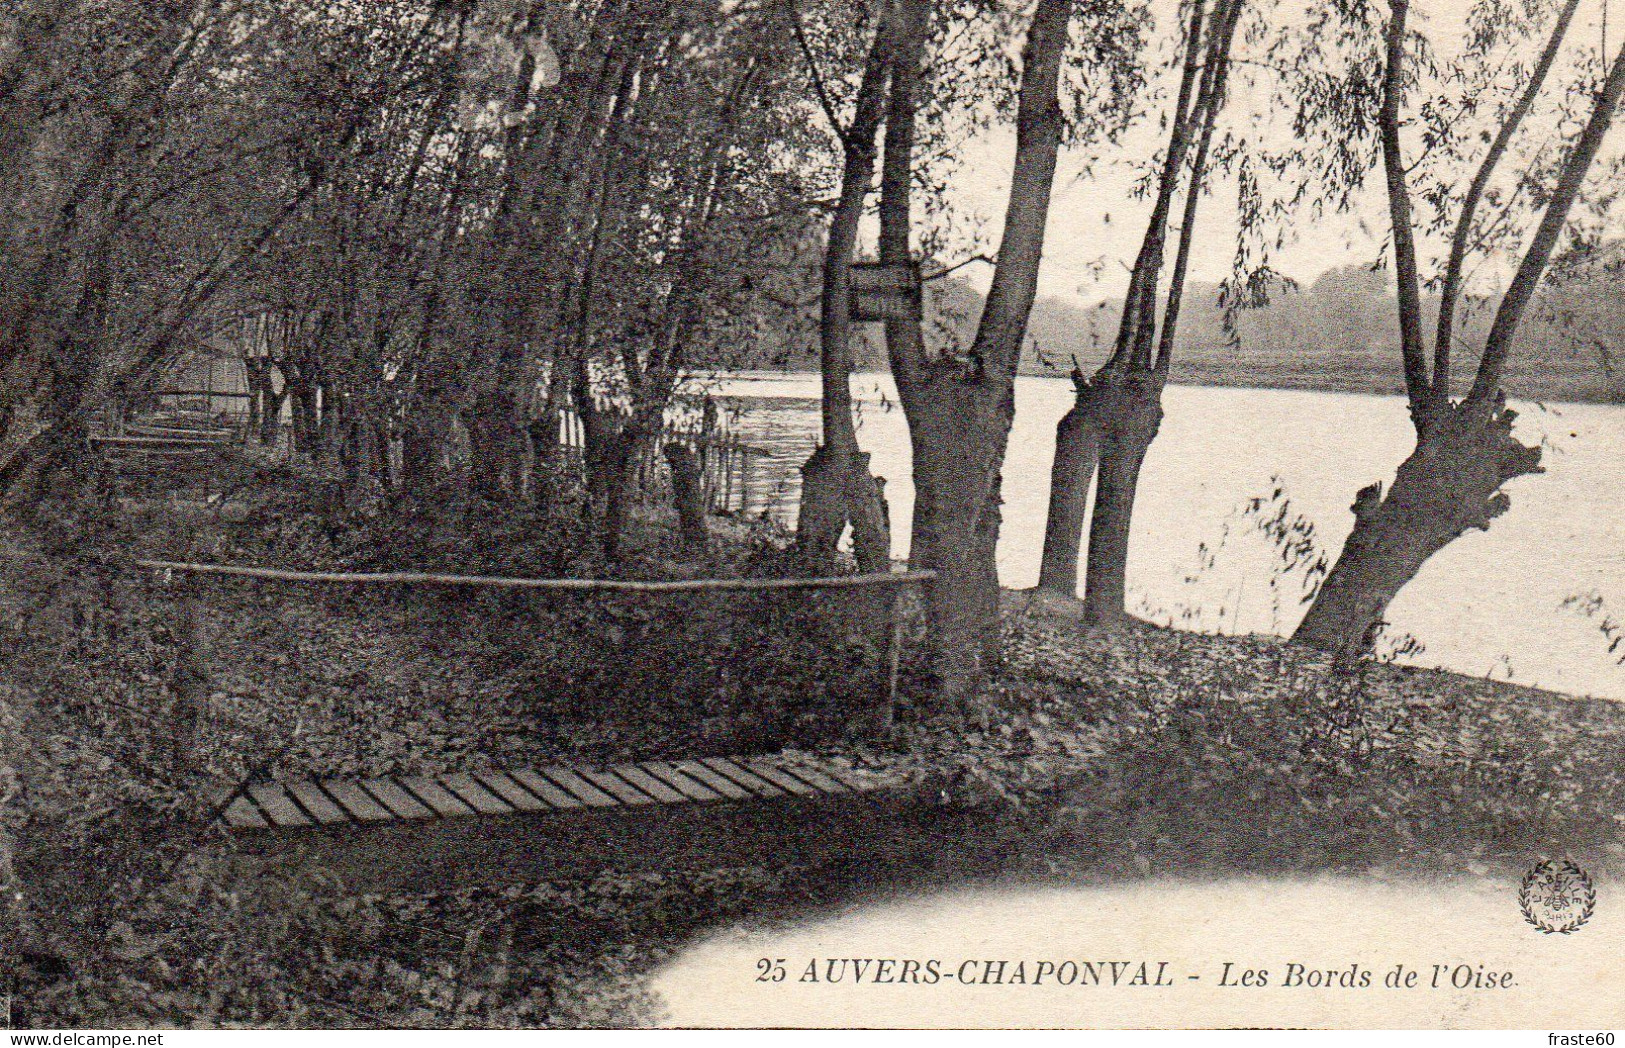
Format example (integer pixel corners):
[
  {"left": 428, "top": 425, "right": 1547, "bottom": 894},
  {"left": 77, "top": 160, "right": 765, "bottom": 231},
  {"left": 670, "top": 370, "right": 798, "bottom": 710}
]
[{"left": 0, "top": 0, "right": 1620, "bottom": 1033}]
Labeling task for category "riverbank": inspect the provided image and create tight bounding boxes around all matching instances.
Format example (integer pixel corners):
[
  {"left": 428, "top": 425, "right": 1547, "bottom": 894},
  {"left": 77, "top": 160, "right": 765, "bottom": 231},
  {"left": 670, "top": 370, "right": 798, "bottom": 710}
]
[
  {"left": 1017, "top": 354, "right": 1624, "bottom": 406},
  {"left": 8, "top": 491, "right": 1621, "bottom": 1026},
  {"left": 970, "top": 589, "right": 1625, "bottom": 879},
  {"left": 715, "top": 373, "right": 1625, "bottom": 702}
]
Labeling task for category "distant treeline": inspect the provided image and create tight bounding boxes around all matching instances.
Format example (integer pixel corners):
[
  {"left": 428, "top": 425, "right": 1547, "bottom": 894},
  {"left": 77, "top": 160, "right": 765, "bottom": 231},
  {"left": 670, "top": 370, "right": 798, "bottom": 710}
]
[{"left": 748, "top": 262, "right": 1625, "bottom": 404}]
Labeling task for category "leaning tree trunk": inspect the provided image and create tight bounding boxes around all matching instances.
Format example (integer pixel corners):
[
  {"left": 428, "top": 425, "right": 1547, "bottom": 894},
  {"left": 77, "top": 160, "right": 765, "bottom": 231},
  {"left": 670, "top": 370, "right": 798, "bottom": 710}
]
[
  {"left": 1292, "top": 401, "right": 1542, "bottom": 655},
  {"left": 1297, "top": 1, "right": 1625, "bottom": 659}
]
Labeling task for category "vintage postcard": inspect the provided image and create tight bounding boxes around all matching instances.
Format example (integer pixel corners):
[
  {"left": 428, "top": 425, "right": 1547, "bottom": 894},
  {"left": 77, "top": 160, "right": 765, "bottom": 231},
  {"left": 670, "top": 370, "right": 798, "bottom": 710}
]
[{"left": 0, "top": 0, "right": 1620, "bottom": 1035}]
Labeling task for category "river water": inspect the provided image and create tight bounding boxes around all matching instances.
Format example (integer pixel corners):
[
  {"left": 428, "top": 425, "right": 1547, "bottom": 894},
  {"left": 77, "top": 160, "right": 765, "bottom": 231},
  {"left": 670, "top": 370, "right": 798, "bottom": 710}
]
[{"left": 714, "top": 372, "right": 1625, "bottom": 701}]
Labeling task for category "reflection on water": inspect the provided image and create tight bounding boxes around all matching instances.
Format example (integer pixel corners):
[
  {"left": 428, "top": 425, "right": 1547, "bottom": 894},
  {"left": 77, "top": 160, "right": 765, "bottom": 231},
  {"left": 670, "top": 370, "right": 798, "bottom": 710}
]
[
  {"left": 715, "top": 373, "right": 1625, "bottom": 700},
  {"left": 651, "top": 875, "right": 1620, "bottom": 1028}
]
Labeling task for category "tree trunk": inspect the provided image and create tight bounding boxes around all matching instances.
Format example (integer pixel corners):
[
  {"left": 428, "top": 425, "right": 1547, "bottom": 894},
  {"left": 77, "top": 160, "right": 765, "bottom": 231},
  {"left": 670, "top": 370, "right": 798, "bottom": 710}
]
[
  {"left": 663, "top": 440, "right": 708, "bottom": 556},
  {"left": 796, "top": 445, "right": 847, "bottom": 561},
  {"left": 969, "top": 471, "right": 1005, "bottom": 669},
  {"left": 579, "top": 397, "right": 623, "bottom": 507},
  {"left": 904, "top": 408, "right": 1008, "bottom": 695},
  {"left": 1036, "top": 1, "right": 1243, "bottom": 617},
  {"left": 260, "top": 384, "right": 287, "bottom": 448},
  {"left": 797, "top": 446, "right": 891, "bottom": 574},
  {"left": 287, "top": 374, "right": 318, "bottom": 454},
  {"left": 1081, "top": 386, "right": 1162, "bottom": 625},
  {"left": 526, "top": 405, "right": 565, "bottom": 510},
  {"left": 468, "top": 386, "right": 528, "bottom": 500},
  {"left": 877, "top": 0, "right": 1072, "bottom": 709},
  {"left": 243, "top": 358, "right": 266, "bottom": 441},
  {"left": 796, "top": 0, "right": 895, "bottom": 576},
  {"left": 1036, "top": 371, "right": 1102, "bottom": 596},
  {"left": 401, "top": 403, "right": 454, "bottom": 496},
  {"left": 599, "top": 425, "right": 639, "bottom": 562},
  {"left": 1292, "top": 402, "right": 1542, "bottom": 655},
  {"left": 1294, "top": 12, "right": 1622, "bottom": 658},
  {"left": 316, "top": 387, "right": 344, "bottom": 471},
  {"left": 845, "top": 452, "right": 891, "bottom": 574},
  {"left": 1035, "top": 368, "right": 1163, "bottom": 619}
]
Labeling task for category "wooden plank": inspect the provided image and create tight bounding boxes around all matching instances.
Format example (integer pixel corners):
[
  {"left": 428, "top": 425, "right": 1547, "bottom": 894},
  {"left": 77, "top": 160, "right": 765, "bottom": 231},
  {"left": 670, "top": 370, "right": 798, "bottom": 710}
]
[
  {"left": 222, "top": 794, "right": 270, "bottom": 829},
  {"left": 611, "top": 765, "right": 688, "bottom": 804},
  {"left": 222, "top": 775, "right": 956, "bottom": 894},
  {"left": 804, "top": 762, "right": 879, "bottom": 792},
  {"left": 509, "top": 768, "right": 592, "bottom": 809},
  {"left": 768, "top": 760, "right": 854, "bottom": 794},
  {"left": 438, "top": 773, "right": 514, "bottom": 815},
  {"left": 700, "top": 756, "right": 790, "bottom": 798},
  {"left": 640, "top": 761, "right": 726, "bottom": 802},
  {"left": 359, "top": 778, "right": 436, "bottom": 820},
  {"left": 473, "top": 770, "right": 553, "bottom": 812},
  {"left": 320, "top": 780, "right": 395, "bottom": 823},
  {"left": 222, "top": 754, "right": 906, "bottom": 842},
  {"left": 535, "top": 768, "right": 620, "bottom": 807},
  {"left": 574, "top": 768, "right": 655, "bottom": 806},
  {"left": 739, "top": 758, "right": 822, "bottom": 797},
  {"left": 286, "top": 781, "right": 351, "bottom": 825},
  {"left": 247, "top": 784, "right": 313, "bottom": 828},
  {"left": 397, "top": 776, "right": 477, "bottom": 817},
  {"left": 669, "top": 759, "right": 752, "bottom": 800}
]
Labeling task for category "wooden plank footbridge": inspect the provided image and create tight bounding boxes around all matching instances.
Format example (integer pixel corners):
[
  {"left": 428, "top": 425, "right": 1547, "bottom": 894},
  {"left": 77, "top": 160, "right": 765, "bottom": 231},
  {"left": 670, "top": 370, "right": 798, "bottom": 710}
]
[{"left": 141, "top": 560, "right": 952, "bottom": 892}]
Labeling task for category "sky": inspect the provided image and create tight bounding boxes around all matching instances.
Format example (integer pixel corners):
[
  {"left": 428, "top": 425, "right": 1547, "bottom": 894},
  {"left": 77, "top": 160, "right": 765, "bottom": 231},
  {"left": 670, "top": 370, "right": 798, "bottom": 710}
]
[
  {"left": 932, "top": 0, "right": 1625, "bottom": 307},
  {"left": 945, "top": 126, "right": 1389, "bottom": 304}
]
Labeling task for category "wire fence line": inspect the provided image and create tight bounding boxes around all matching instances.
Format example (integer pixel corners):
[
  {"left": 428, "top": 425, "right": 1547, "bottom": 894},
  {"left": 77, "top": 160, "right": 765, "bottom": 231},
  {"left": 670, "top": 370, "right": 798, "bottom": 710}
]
[
  {"left": 133, "top": 560, "right": 936, "bottom": 724},
  {"left": 134, "top": 559, "right": 936, "bottom": 593}
]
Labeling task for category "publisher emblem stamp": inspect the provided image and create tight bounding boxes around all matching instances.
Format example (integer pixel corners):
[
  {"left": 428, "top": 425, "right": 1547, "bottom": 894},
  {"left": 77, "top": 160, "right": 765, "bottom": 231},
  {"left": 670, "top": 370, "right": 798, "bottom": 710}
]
[{"left": 1520, "top": 859, "right": 1596, "bottom": 934}]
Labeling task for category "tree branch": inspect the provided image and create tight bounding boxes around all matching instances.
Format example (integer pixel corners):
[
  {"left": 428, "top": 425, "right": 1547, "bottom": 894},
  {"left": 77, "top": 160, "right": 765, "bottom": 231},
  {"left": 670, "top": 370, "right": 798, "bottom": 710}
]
[
  {"left": 785, "top": 0, "right": 847, "bottom": 142},
  {"left": 1433, "top": 0, "right": 1581, "bottom": 407},
  {"left": 1378, "top": 0, "right": 1431, "bottom": 421},
  {"left": 971, "top": 0, "right": 1075, "bottom": 383},
  {"left": 1112, "top": 0, "right": 1212, "bottom": 373},
  {"left": 1158, "top": 0, "right": 1245, "bottom": 378},
  {"left": 1468, "top": 35, "right": 1625, "bottom": 406},
  {"left": 922, "top": 253, "right": 996, "bottom": 281}
]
